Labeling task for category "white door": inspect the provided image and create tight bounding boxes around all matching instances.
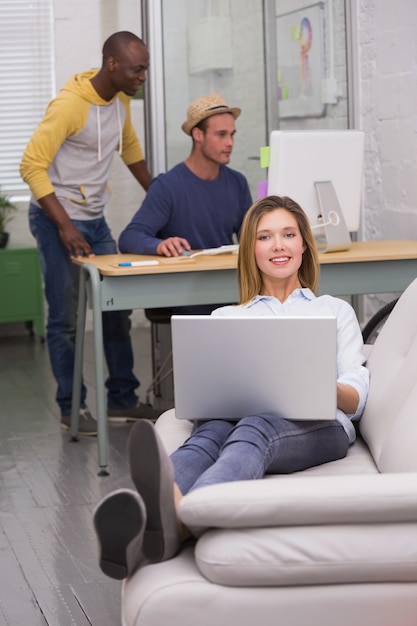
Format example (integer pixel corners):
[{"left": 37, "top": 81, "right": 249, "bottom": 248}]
[{"left": 142, "top": 0, "right": 269, "bottom": 201}]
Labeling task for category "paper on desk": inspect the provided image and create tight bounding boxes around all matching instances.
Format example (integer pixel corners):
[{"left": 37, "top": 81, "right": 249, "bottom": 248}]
[{"left": 189, "top": 244, "right": 239, "bottom": 258}]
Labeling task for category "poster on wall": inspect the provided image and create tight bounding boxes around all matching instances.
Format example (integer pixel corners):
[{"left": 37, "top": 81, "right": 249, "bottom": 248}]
[{"left": 276, "top": 2, "right": 325, "bottom": 118}]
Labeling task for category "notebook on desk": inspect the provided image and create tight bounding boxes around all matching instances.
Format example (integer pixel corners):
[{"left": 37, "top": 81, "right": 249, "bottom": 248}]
[{"left": 171, "top": 315, "right": 337, "bottom": 422}]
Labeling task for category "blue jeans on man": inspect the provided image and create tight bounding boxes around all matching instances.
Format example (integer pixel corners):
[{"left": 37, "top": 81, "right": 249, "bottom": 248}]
[{"left": 29, "top": 205, "right": 139, "bottom": 416}]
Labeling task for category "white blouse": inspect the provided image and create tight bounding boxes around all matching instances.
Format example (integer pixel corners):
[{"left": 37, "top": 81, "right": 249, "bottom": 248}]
[{"left": 212, "top": 288, "right": 370, "bottom": 444}]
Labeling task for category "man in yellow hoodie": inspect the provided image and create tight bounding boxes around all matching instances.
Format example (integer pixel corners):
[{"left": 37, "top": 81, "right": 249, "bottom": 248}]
[{"left": 20, "top": 31, "right": 159, "bottom": 435}]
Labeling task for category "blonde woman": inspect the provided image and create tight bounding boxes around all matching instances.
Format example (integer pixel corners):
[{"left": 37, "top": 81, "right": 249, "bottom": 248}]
[{"left": 93, "top": 196, "right": 369, "bottom": 579}]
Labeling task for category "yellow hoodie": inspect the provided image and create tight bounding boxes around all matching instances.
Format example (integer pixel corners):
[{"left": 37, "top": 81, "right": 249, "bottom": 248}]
[{"left": 20, "top": 69, "right": 144, "bottom": 219}]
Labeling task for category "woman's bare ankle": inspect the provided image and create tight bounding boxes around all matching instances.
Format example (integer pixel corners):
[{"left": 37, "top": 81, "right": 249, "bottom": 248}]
[{"left": 174, "top": 482, "right": 191, "bottom": 542}]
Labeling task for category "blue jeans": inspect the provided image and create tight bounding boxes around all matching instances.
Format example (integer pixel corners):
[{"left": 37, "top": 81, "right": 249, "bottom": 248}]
[
  {"left": 171, "top": 415, "right": 349, "bottom": 494},
  {"left": 29, "top": 205, "right": 139, "bottom": 415}
]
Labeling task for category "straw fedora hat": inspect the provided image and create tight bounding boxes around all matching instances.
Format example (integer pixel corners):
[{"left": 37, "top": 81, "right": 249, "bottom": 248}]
[{"left": 181, "top": 93, "right": 241, "bottom": 135}]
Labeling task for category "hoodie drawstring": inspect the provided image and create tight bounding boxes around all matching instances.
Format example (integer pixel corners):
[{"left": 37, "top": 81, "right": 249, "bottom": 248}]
[
  {"left": 116, "top": 99, "right": 123, "bottom": 156},
  {"left": 96, "top": 106, "right": 102, "bottom": 162}
]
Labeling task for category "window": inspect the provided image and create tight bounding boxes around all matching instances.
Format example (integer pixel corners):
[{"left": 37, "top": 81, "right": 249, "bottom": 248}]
[{"left": 0, "top": 0, "right": 54, "bottom": 197}]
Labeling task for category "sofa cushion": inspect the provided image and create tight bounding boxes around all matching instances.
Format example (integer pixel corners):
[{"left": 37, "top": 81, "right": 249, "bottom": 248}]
[
  {"left": 195, "top": 523, "right": 417, "bottom": 586},
  {"left": 122, "top": 546, "right": 417, "bottom": 626},
  {"left": 179, "top": 473, "right": 417, "bottom": 534}
]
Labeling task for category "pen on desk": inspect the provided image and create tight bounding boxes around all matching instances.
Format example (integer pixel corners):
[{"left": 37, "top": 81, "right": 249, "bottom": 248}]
[{"left": 118, "top": 260, "right": 159, "bottom": 267}]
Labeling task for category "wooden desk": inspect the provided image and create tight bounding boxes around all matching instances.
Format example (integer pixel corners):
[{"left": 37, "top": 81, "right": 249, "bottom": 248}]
[
  {"left": 71, "top": 240, "right": 417, "bottom": 473},
  {"left": 318, "top": 240, "right": 417, "bottom": 295}
]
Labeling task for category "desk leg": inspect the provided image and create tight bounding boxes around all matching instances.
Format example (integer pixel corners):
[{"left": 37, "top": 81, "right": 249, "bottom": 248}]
[
  {"left": 71, "top": 267, "right": 87, "bottom": 439},
  {"left": 87, "top": 265, "right": 109, "bottom": 475}
]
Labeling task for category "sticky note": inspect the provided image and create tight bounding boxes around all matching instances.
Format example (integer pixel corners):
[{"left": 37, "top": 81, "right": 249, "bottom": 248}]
[
  {"left": 260, "top": 146, "right": 270, "bottom": 169},
  {"left": 257, "top": 180, "right": 268, "bottom": 199},
  {"left": 291, "top": 25, "right": 301, "bottom": 40}
]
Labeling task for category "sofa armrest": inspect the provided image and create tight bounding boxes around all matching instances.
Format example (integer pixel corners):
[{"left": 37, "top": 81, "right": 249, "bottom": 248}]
[
  {"left": 155, "top": 408, "right": 193, "bottom": 454},
  {"left": 179, "top": 473, "right": 417, "bottom": 533}
]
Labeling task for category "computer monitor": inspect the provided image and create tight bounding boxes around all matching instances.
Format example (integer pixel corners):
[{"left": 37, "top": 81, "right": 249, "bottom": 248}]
[{"left": 267, "top": 130, "right": 365, "bottom": 238}]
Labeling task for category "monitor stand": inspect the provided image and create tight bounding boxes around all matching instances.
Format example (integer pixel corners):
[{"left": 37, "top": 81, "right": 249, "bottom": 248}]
[{"left": 313, "top": 181, "right": 352, "bottom": 253}]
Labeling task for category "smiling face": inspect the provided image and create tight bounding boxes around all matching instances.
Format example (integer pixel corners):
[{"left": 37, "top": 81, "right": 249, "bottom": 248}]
[
  {"left": 237, "top": 196, "right": 320, "bottom": 304},
  {"left": 110, "top": 40, "right": 150, "bottom": 97},
  {"left": 254, "top": 208, "right": 306, "bottom": 291}
]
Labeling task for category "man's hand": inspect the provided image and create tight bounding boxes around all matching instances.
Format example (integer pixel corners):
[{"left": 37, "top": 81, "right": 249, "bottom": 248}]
[
  {"left": 156, "top": 237, "right": 191, "bottom": 257},
  {"left": 58, "top": 222, "right": 94, "bottom": 258},
  {"left": 38, "top": 192, "right": 94, "bottom": 258}
]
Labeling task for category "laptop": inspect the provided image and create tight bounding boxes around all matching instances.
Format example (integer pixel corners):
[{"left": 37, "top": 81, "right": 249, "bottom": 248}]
[{"left": 171, "top": 315, "right": 337, "bottom": 422}]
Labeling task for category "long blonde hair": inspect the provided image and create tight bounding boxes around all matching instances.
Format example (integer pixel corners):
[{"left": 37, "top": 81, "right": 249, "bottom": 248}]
[{"left": 238, "top": 195, "right": 320, "bottom": 304}]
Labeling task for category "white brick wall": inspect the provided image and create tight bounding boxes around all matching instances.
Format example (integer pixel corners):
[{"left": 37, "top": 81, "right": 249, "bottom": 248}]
[{"left": 357, "top": 0, "right": 417, "bottom": 317}]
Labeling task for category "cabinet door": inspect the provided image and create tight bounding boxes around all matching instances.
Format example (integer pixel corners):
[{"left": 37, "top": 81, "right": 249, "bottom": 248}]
[{"left": 0, "top": 248, "right": 44, "bottom": 322}]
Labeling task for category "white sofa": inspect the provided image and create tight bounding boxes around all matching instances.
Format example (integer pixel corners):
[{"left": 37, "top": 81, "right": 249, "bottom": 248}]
[{"left": 122, "top": 278, "right": 417, "bottom": 626}]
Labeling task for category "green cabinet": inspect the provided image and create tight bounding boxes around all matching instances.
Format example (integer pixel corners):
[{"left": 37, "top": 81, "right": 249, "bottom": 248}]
[{"left": 0, "top": 247, "right": 45, "bottom": 338}]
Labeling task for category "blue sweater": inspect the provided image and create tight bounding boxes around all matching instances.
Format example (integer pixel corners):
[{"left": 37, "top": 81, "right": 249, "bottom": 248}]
[{"left": 119, "top": 162, "right": 253, "bottom": 254}]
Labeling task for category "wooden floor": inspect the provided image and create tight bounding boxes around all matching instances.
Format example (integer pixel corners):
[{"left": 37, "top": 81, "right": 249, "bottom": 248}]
[{"left": 0, "top": 322, "right": 161, "bottom": 626}]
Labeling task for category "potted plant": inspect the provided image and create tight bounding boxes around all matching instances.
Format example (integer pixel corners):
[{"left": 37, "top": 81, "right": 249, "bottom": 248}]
[{"left": 0, "top": 188, "right": 17, "bottom": 248}]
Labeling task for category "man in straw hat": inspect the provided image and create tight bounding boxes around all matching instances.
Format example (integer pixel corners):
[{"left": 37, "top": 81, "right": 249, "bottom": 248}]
[{"left": 119, "top": 93, "right": 252, "bottom": 259}]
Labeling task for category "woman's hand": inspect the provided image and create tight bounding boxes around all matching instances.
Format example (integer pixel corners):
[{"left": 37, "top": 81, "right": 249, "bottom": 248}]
[{"left": 336, "top": 382, "right": 360, "bottom": 415}]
